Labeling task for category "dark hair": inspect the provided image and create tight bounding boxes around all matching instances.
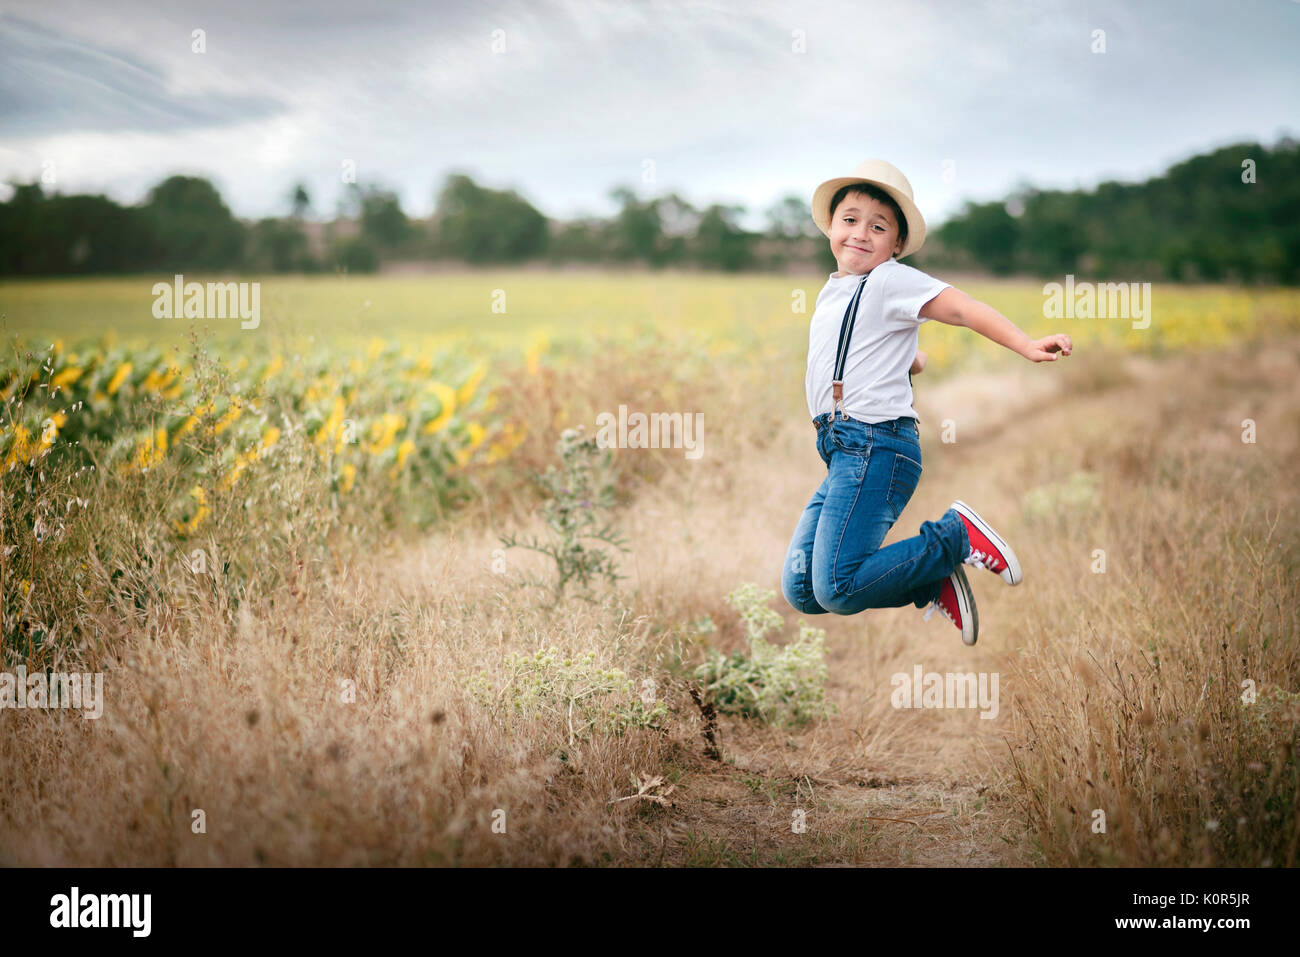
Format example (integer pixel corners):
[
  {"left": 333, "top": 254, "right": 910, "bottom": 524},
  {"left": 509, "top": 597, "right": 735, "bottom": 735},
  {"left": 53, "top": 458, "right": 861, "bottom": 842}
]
[{"left": 829, "top": 183, "right": 908, "bottom": 255}]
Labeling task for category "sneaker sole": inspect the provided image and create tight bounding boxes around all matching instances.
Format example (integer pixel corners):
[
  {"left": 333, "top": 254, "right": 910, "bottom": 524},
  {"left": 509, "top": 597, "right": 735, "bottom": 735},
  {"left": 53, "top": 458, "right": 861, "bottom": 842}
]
[
  {"left": 952, "top": 499, "right": 1023, "bottom": 586},
  {"left": 953, "top": 565, "right": 978, "bottom": 646}
]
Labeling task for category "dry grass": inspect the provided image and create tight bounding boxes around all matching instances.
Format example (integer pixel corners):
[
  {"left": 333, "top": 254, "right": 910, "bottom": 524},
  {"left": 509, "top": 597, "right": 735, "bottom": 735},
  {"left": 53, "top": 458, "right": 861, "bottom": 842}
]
[
  {"left": 994, "top": 340, "right": 1300, "bottom": 866},
  {"left": 2, "top": 333, "right": 1297, "bottom": 866}
]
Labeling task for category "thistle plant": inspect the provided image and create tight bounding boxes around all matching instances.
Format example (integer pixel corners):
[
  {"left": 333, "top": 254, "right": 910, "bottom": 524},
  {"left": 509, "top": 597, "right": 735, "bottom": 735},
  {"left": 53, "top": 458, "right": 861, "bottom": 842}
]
[
  {"left": 498, "top": 424, "right": 629, "bottom": 606},
  {"left": 693, "top": 583, "right": 834, "bottom": 727}
]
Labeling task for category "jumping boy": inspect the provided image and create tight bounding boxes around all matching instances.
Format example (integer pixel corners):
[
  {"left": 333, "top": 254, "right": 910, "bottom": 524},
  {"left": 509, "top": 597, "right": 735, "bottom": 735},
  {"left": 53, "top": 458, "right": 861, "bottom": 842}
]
[{"left": 780, "top": 158, "right": 1073, "bottom": 645}]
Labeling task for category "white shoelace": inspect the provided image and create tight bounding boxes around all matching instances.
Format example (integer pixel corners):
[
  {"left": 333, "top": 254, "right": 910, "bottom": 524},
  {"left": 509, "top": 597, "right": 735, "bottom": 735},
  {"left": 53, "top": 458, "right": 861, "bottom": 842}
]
[
  {"left": 964, "top": 547, "right": 1002, "bottom": 572},
  {"left": 921, "top": 599, "right": 955, "bottom": 625}
]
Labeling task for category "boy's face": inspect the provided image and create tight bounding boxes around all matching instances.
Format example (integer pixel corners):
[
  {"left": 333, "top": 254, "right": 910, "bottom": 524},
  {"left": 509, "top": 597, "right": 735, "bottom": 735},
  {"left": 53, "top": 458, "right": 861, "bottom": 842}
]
[{"left": 829, "top": 191, "right": 903, "bottom": 275}]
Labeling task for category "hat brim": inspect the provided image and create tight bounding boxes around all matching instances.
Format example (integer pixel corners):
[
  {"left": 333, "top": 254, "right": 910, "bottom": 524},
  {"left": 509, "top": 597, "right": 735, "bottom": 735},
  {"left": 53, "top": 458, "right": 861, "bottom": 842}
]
[{"left": 812, "top": 176, "right": 927, "bottom": 259}]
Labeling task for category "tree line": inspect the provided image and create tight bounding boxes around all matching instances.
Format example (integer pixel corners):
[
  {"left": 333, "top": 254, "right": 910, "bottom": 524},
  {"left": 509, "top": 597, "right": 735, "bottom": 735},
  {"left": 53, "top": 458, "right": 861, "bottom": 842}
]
[{"left": 1, "top": 137, "right": 1295, "bottom": 282}]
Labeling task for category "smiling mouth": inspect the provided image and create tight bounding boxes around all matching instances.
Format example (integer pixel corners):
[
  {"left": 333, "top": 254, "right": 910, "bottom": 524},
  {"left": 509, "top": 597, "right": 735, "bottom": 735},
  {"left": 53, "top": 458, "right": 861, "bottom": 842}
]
[{"left": 846, "top": 244, "right": 871, "bottom": 254}]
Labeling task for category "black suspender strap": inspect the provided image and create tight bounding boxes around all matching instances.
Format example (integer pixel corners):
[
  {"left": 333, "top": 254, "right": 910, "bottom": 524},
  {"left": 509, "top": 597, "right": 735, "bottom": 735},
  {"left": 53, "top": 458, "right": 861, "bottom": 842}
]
[{"left": 831, "top": 270, "right": 873, "bottom": 419}]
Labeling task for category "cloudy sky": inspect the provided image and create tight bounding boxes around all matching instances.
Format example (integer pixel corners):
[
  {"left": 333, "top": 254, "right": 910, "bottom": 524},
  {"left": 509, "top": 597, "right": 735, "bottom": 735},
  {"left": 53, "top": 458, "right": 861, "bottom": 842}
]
[{"left": 0, "top": 0, "right": 1296, "bottom": 231}]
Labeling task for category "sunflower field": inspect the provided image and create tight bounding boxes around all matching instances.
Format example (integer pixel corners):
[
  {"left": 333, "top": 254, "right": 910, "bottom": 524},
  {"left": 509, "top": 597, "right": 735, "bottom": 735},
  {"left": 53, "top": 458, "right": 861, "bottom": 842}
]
[{"left": 0, "top": 330, "right": 559, "bottom": 667}]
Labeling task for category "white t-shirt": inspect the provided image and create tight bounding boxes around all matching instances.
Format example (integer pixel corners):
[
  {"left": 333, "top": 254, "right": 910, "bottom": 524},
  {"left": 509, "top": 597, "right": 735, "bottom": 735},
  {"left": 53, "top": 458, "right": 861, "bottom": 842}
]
[{"left": 804, "top": 259, "right": 950, "bottom": 425}]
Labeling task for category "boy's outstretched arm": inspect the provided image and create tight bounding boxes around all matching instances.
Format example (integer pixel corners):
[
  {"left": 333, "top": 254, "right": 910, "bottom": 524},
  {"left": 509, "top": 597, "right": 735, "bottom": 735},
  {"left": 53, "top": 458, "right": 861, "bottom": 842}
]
[{"left": 920, "top": 287, "right": 1073, "bottom": 362}]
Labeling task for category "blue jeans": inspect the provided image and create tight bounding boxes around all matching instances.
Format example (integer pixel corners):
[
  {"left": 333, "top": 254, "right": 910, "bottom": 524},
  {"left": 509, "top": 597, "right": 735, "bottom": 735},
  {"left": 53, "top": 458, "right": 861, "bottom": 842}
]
[{"left": 781, "top": 412, "right": 971, "bottom": 616}]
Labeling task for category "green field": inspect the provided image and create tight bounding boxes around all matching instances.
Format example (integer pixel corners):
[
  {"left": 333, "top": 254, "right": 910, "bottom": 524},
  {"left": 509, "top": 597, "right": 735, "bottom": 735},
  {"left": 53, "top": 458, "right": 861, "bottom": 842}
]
[
  {"left": 4, "top": 272, "right": 1298, "bottom": 377},
  {"left": 1, "top": 271, "right": 809, "bottom": 357}
]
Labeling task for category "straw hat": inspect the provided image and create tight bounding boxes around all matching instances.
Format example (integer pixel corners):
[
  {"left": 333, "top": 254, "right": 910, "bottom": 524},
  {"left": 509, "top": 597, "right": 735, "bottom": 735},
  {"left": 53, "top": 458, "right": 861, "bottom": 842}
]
[{"left": 811, "top": 158, "right": 927, "bottom": 259}]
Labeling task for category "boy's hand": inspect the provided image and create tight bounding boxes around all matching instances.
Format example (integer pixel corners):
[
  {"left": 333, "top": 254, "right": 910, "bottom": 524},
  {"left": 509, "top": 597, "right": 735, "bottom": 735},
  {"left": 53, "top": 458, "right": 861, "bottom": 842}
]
[
  {"left": 1022, "top": 334, "right": 1073, "bottom": 362},
  {"left": 910, "top": 349, "right": 927, "bottom": 374}
]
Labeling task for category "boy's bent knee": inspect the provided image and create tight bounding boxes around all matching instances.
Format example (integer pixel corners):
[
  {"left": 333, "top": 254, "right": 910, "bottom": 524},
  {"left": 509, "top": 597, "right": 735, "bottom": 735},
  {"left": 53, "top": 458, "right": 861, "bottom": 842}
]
[
  {"left": 812, "top": 580, "right": 859, "bottom": 615},
  {"left": 782, "top": 582, "right": 825, "bottom": 616}
]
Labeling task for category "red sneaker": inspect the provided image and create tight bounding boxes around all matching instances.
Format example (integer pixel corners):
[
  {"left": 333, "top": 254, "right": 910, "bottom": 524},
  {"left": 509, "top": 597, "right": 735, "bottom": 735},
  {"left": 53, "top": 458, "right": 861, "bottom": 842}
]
[
  {"left": 951, "top": 500, "right": 1023, "bottom": 586},
  {"left": 922, "top": 566, "right": 979, "bottom": 646}
]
